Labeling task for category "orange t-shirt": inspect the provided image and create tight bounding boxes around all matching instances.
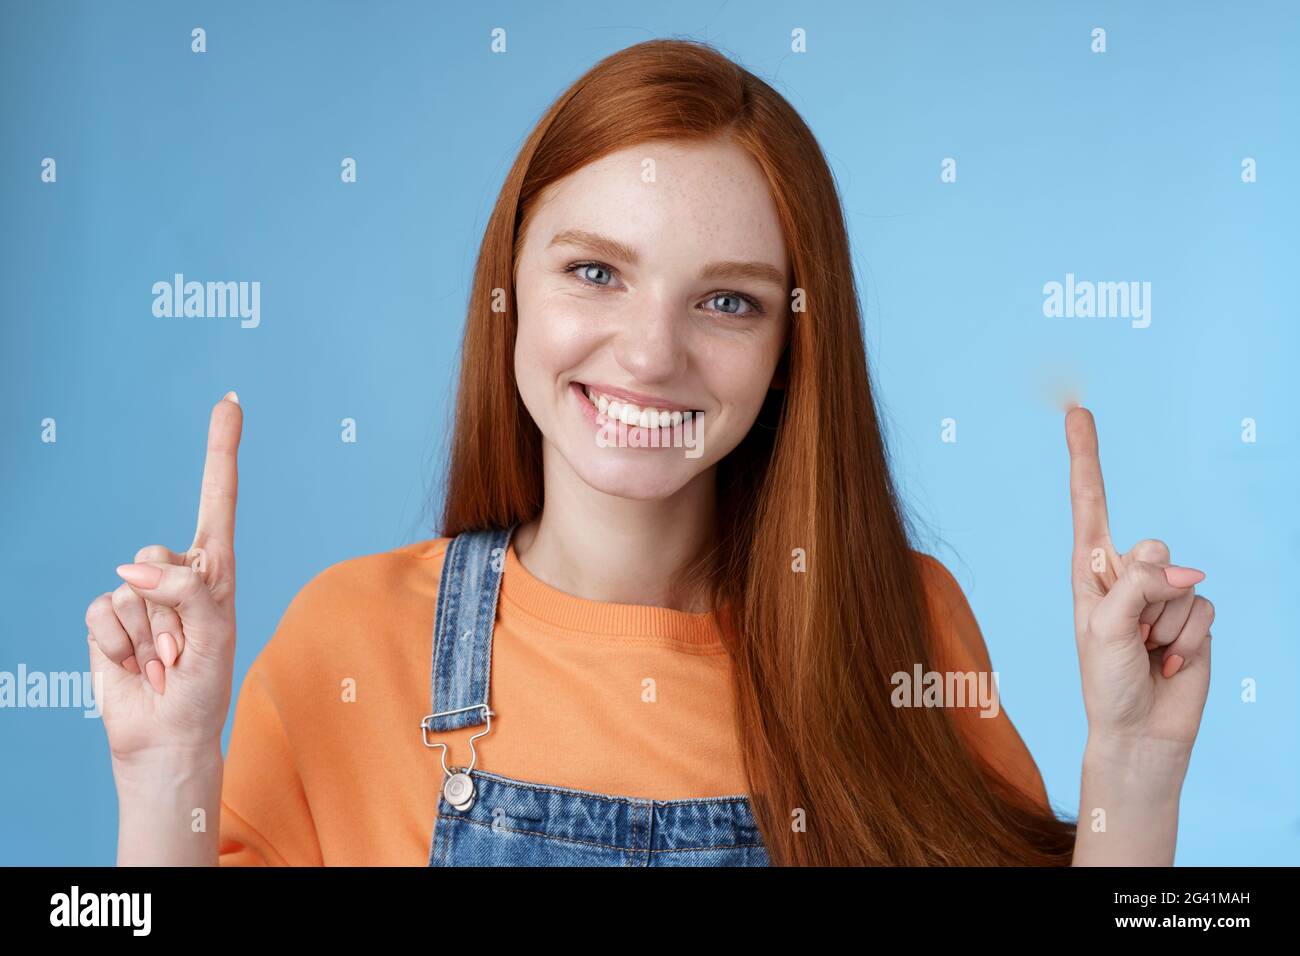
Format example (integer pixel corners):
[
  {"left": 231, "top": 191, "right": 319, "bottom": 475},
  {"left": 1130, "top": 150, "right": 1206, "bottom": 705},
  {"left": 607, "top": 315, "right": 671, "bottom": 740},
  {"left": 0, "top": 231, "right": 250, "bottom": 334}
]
[{"left": 217, "top": 539, "right": 1050, "bottom": 865}]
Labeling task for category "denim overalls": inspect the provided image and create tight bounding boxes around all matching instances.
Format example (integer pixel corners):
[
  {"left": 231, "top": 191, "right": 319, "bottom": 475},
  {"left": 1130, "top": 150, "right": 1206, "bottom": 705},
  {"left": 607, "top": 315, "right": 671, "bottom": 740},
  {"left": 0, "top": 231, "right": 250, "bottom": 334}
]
[{"left": 421, "top": 525, "right": 771, "bottom": 866}]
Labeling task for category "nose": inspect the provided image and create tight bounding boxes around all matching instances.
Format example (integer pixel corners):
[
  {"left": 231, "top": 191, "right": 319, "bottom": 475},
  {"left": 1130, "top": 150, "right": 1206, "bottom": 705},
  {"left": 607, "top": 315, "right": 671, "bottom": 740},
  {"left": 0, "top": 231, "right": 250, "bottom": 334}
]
[{"left": 611, "top": 295, "right": 687, "bottom": 385}]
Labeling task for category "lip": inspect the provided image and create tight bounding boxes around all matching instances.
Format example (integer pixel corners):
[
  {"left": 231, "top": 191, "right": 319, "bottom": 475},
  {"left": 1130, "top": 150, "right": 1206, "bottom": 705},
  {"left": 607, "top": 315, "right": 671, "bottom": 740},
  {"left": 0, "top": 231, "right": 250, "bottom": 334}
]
[
  {"left": 569, "top": 382, "right": 700, "bottom": 449},
  {"left": 575, "top": 381, "right": 700, "bottom": 413}
]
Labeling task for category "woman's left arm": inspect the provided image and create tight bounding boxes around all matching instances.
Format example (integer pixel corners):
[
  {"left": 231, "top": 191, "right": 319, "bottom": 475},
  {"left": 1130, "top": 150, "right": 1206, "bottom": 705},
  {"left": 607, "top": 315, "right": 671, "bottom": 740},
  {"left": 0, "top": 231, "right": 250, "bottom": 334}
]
[{"left": 1064, "top": 406, "right": 1215, "bottom": 866}]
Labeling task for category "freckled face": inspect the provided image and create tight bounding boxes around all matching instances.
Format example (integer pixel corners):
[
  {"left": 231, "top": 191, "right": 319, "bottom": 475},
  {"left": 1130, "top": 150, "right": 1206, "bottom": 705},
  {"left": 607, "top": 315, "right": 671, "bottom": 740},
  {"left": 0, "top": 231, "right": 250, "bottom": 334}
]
[{"left": 512, "top": 137, "right": 791, "bottom": 501}]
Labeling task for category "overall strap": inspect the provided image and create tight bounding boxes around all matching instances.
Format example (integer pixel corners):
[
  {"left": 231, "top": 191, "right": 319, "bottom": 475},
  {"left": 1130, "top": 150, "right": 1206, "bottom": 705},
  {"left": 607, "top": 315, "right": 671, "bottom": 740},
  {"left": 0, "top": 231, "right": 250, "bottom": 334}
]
[{"left": 423, "top": 525, "right": 514, "bottom": 733}]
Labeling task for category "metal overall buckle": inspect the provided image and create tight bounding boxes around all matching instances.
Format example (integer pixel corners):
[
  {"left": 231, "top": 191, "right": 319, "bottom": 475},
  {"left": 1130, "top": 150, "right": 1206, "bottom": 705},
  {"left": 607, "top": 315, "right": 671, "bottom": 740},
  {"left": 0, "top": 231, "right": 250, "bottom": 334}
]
[{"left": 420, "top": 703, "right": 493, "bottom": 812}]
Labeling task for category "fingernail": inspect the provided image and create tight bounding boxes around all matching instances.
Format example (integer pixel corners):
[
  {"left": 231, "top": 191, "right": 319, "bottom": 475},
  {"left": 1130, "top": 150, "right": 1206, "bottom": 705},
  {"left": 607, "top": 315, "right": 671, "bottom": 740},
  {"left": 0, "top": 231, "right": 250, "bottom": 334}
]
[
  {"left": 145, "top": 659, "right": 166, "bottom": 694},
  {"left": 156, "top": 632, "right": 178, "bottom": 668},
  {"left": 116, "top": 563, "right": 163, "bottom": 589},
  {"left": 123, "top": 655, "right": 140, "bottom": 674},
  {"left": 1162, "top": 654, "right": 1185, "bottom": 679},
  {"left": 1163, "top": 566, "right": 1205, "bottom": 588},
  {"left": 1139, "top": 622, "right": 1151, "bottom": 641},
  {"left": 223, "top": 390, "right": 240, "bottom": 405}
]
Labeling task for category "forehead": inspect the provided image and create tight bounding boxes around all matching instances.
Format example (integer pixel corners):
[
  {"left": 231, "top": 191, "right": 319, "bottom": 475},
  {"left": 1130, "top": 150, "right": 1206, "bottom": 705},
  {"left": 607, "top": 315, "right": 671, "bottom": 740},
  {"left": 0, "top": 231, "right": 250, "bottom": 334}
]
[{"left": 525, "top": 137, "right": 789, "bottom": 273}]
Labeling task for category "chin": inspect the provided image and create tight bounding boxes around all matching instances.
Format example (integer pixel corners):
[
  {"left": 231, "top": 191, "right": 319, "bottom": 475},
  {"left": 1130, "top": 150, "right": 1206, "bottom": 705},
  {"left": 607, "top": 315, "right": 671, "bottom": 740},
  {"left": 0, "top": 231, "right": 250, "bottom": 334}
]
[{"left": 569, "top": 452, "right": 703, "bottom": 502}]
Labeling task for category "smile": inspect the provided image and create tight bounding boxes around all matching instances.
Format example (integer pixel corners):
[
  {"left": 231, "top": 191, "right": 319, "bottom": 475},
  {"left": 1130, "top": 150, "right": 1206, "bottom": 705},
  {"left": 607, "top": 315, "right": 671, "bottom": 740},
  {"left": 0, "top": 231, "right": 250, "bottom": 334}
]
[{"left": 576, "top": 383, "right": 702, "bottom": 429}]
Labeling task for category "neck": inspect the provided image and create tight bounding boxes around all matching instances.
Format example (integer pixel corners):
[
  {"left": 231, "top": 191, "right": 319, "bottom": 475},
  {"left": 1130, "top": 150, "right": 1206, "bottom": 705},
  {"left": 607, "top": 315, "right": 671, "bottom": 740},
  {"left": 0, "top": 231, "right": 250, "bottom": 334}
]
[{"left": 512, "top": 447, "right": 718, "bottom": 613}]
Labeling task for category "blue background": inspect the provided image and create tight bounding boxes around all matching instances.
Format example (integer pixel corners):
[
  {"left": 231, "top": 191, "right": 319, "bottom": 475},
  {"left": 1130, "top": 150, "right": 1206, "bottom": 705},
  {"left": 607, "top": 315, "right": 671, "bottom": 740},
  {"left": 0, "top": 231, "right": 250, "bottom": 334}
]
[{"left": 1, "top": 0, "right": 1296, "bottom": 865}]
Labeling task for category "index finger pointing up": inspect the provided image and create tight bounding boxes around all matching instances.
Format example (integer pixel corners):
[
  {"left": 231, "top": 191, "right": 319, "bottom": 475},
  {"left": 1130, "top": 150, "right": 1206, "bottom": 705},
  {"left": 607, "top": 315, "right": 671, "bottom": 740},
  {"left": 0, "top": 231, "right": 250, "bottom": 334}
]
[
  {"left": 194, "top": 391, "right": 243, "bottom": 548},
  {"left": 1064, "top": 405, "right": 1112, "bottom": 557}
]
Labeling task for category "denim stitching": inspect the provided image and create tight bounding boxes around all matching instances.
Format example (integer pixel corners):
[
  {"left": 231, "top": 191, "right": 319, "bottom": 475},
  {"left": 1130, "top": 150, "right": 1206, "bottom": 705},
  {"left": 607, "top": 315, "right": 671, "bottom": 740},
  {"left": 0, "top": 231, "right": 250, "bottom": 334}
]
[
  {"left": 429, "top": 527, "right": 766, "bottom": 865},
  {"left": 449, "top": 815, "right": 765, "bottom": 854},
  {"left": 471, "top": 768, "right": 755, "bottom": 811}
]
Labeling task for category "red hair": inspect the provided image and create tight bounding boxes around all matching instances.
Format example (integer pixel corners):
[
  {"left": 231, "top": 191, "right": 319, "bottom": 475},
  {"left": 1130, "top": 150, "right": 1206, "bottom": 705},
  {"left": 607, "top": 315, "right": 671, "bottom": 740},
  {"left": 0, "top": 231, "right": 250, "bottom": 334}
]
[{"left": 441, "top": 38, "right": 1076, "bottom": 865}]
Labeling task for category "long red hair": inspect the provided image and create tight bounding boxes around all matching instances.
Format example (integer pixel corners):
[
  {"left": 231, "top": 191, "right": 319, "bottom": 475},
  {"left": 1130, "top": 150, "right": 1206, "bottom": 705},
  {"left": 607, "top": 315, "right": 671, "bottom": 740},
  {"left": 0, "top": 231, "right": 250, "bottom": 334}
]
[{"left": 440, "top": 38, "right": 1076, "bottom": 865}]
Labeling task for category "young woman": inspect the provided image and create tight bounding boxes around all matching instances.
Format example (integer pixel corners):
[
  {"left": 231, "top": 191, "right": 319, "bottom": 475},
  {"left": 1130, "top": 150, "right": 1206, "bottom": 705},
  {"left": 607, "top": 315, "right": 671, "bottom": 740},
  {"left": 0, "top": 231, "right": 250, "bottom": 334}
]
[{"left": 89, "top": 39, "right": 1213, "bottom": 867}]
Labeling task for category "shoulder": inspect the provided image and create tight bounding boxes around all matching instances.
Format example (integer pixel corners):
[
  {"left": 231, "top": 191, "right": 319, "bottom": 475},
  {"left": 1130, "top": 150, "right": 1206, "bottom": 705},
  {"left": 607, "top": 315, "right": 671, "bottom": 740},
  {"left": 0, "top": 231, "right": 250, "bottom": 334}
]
[
  {"left": 283, "top": 538, "right": 452, "bottom": 619},
  {"left": 249, "top": 537, "right": 453, "bottom": 680},
  {"left": 910, "top": 550, "right": 991, "bottom": 670},
  {"left": 910, "top": 550, "right": 969, "bottom": 615},
  {"left": 909, "top": 550, "right": 1052, "bottom": 812}
]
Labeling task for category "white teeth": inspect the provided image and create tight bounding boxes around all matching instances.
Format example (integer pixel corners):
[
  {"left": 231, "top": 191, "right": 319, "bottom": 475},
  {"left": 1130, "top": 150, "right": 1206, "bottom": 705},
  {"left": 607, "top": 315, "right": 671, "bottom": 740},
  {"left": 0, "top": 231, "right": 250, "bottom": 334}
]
[{"left": 581, "top": 385, "right": 693, "bottom": 427}]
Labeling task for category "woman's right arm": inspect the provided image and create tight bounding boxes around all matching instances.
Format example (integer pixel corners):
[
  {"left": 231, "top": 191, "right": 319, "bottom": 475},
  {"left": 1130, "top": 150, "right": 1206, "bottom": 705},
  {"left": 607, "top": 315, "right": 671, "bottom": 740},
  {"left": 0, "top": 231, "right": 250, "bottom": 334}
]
[
  {"left": 85, "top": 393, "right": 243, "bottom": 866},
  {"left": 112, "top": 743, "right": 225, "bottom": 866}
]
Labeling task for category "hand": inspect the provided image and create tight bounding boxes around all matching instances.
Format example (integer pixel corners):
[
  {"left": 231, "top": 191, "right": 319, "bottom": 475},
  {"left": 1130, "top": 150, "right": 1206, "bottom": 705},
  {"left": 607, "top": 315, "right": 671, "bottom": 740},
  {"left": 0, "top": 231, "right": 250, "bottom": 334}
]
[
  {"left": 1065, "top": 406, "right": 1214, "bottom": 759},
  {"left": 86, "top": 393, "right": 243, "bottom": 765}
]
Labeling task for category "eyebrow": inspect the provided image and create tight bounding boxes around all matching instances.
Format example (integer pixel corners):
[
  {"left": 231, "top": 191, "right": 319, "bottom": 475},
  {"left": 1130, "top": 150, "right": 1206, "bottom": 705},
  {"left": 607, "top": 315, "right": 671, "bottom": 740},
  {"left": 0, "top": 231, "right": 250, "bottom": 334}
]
[{"left": 548, "top": 228, "right": 787, "bottom": 289}]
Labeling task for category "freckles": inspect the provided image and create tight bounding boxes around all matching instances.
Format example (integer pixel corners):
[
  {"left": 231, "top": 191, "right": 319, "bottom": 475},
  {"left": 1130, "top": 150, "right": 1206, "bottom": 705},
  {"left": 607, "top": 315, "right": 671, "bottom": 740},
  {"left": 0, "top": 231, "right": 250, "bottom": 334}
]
[
  {"left": 522, "top": 303, "right": 605, "bottom": 367},
  {"left": 712, "top": 346, "right": 781, "bottom": 405},
  {"left": 550, "top": 303, "right": 603, "bottom": 343},
  {"left": 707, "top": 354, "right": 759, "bottom": 392}
]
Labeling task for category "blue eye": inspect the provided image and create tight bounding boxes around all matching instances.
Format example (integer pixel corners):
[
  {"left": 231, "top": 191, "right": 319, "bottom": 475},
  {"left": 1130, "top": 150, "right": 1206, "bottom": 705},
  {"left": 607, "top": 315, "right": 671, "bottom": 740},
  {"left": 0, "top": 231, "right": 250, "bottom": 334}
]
[
  {"left": 564, "top": 261, "right": 764, "bottom": 317},
  {"left": 708, "top": 293, "right": 757, "bottom": 316},
  {"left": 566, "top": 262, "right": 615, "bottom": 286}
]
